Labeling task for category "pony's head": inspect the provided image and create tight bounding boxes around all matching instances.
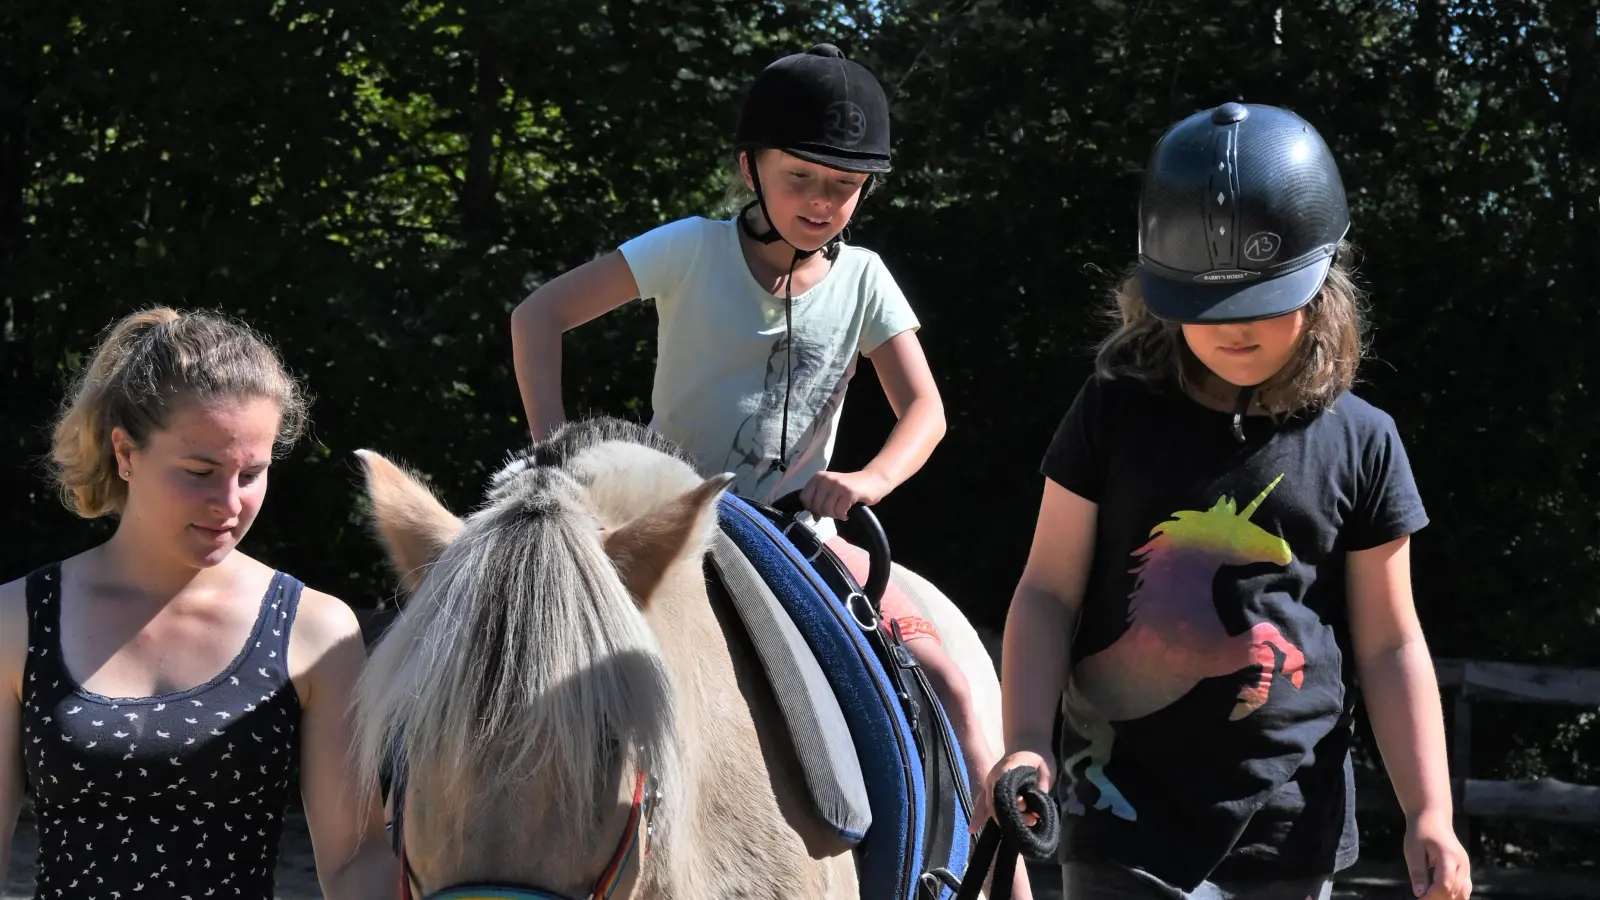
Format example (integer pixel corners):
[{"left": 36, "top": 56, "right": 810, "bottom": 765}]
[
  {"left": 351, "top": 417, "right": 732, "bottom": 898},
  {"left": 1146, "top": 474, "right": 1291, "bottom": 568}
]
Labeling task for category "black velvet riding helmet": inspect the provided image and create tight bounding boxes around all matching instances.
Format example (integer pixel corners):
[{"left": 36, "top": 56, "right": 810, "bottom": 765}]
[
  {"left": 732, "top": 43, "right": 892, "bottom": 258},
  {"left": 729, "top": 44, "right": 894, "bottom": 475}
]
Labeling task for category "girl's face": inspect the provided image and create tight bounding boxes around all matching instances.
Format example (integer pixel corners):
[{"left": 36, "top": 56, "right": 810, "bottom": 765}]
[
  {"left": 742, "top": 150, "right": 868, "bottom": 252},
  {"left": 114, "top": 397, "right": 282, "bottom": 570},
  {"left": 1181, "top": 309, "right": 1306, "bottom": 388}
]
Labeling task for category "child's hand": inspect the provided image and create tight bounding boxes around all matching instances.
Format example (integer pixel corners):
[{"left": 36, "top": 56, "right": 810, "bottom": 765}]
[
  {"left": 977, "top": 750, "right": 1055, "bottom": 833},
  {"left": 800, "top": 469, "right": 892, "bottom": 521},
  {"left": 1405, "top": 809, "right": 1472, "bottom": 898}
]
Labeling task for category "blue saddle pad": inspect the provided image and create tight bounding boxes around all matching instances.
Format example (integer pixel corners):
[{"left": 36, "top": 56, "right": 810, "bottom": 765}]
[{"left": 716, "top": 494, "right": 972, "bottom": 900}]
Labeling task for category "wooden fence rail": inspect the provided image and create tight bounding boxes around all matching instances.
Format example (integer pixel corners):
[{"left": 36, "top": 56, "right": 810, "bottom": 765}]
[{"left": 1351, "top": 656, "right": 1600, "bottom": 898}]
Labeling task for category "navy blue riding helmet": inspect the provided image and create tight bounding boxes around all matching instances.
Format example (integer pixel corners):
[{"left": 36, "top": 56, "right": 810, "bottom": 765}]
[
  {"left": 732, "top": 44, "right": 893, "bottom": 475},
  {"left": 1135, "top": 101, "right": 1351, "bottom": 440}
]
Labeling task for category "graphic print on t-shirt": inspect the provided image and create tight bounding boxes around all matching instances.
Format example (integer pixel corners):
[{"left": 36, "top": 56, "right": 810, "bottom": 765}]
[
  {"left": 1061, "top": 474, "right": 1306, "bottom": 822},
  {"left": 722, "top": 328, "right": 850, "bottom": 500}
]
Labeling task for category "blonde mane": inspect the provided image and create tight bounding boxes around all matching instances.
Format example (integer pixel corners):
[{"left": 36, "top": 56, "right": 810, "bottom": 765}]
[
  {"left": 350, "top": 416, "right": 997, "bottom": 898},
  {"left": 352, "top": 423, "right": 700, "bottom": 874}
]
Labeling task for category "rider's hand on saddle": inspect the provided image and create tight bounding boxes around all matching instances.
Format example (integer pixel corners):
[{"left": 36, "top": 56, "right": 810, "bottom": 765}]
[
  {"left": 800, "top": 469, "right": 892, "bottom": 521},
  {"left": 981, "top": 750, "right": 1055, "bottom": 829}
]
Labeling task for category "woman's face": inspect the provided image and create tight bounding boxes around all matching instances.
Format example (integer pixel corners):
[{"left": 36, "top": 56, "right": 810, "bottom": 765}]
[{"left": 114, "top": 397, "right": 282, "bottom": 570}]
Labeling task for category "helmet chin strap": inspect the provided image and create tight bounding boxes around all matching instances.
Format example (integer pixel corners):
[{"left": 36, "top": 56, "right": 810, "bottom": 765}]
[
  {"left": 738, "top": 162, "right": 857, "bottom": 478},
  {"left": 741, "top": 178, "right": 802, "bottom": 476},
  {"left": 1231, "top": 384, "right": 1256, "bottom": 442},
  {"left": 739, "top": 163, "right": 848, "bottom": 262}
]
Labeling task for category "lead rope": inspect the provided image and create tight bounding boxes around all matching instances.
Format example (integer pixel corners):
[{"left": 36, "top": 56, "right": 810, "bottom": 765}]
[{"left": 950, "top": 766, "right": 1060, "bottom": 900}]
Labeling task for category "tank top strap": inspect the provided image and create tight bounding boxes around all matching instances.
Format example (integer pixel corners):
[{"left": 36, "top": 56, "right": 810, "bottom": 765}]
[
  {"left": 258, "top": 570, "right": 306, "bottom": 660},
  {"left": 22, "top": 560, "right": 69, "bottom": 687}
]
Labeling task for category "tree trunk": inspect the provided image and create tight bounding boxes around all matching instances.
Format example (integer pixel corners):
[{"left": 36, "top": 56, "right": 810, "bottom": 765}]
[
  {"left": 462, "top": 29, "right": 501, "bottom": 251},
  {"left": 1410, "top": 0, "right": 1447, "bottom": 240}
]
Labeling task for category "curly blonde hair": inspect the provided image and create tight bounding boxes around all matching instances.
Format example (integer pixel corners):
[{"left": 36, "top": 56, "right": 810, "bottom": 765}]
[
  {"left": 1093, "top": 242, "right": 1369, "bottom": 415},
  {"left": 49, "top": 306, "right": 310, "bottom": 518}
]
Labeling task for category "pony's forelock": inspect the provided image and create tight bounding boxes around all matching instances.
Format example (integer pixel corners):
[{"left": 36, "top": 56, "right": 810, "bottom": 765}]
[{"left": 354, "top": 460, "right": 683, "bottom": 872}]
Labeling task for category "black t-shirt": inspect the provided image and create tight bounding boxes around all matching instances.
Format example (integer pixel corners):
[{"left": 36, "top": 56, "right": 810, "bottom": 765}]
[{"left": 1040, "top": 374, "right": 1428, "bottom": 890}]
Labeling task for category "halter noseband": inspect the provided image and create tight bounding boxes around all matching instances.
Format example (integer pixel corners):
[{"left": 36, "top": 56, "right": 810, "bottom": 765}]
[{"left": 397, "top": 768, "right": 660, "bottom": 900}]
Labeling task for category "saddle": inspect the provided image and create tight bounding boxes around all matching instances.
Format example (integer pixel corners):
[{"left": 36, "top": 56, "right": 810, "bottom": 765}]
[{"left": 709, "top": 493, "right": 975, "bottom": 900}]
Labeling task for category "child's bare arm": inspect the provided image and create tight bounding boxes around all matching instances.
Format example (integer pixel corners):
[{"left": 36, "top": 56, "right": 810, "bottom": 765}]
[
  {"left": 510, "top": 251, "right": 641, "bottom": 441},
  {"left": 800, "top": 330, "right": 944, "bottom": 520},
  {"left": 1348, "top": 535, "right": 1470, "bottom": 898},
  {"left": 1348, "top": 536, "right": 1450, "bottom": 817},
  {"left": 861, "top": 329, "right": 945, "bottom": 489},
  {"left": 993, "top": 480, "right": 1097, "bottom": 788}
]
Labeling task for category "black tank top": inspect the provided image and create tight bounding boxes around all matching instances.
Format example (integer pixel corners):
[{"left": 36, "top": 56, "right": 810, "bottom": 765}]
[{"left": 20, "top": 562, "right": 305, "bottom": 899}]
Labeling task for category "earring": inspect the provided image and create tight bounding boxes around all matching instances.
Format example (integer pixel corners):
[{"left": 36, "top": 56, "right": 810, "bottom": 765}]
[{"left": 121, "top": 470, "right": 130, "bottom": 479}]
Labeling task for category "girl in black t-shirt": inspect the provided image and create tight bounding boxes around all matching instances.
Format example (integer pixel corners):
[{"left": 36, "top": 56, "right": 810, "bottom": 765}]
[{"left": 983, "top": 104, "right": 1471, "bottom": 900}]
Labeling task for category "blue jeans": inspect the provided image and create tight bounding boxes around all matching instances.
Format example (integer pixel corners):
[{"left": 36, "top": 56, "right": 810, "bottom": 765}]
[{"left": 1061, "top": 862, "right": 1334, "bottom": 900}]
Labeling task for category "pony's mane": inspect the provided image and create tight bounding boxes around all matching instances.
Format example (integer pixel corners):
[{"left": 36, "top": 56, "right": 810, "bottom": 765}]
[
  {"left": 354, "top": 439, "right": 683, "bottom": 868},
  {"left": 493, "top": 417, "right": 697, "bottom": 489}
]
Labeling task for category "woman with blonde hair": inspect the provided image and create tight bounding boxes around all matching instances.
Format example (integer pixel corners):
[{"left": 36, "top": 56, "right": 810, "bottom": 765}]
[{"left": 0, "top": 307, "right": 395, "bottom": 898}]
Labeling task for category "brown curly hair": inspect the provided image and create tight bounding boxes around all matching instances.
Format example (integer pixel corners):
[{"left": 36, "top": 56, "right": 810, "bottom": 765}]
[{"left": 1093, "top": 242, "right": 1369, "bottom": 416}]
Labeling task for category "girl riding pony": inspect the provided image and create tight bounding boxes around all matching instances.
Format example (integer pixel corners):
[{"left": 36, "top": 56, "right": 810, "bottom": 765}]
[{"left": 512, "top": 42, "right": 1030, "bottom": 900}]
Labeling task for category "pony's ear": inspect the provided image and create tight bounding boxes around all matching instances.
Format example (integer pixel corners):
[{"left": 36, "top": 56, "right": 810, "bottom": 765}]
[
  {"left": 603, "top": 472, "right": 735, "bottom": 607},
  {"left": 354, "top": 449, "right": 465, "bottom": 593}
]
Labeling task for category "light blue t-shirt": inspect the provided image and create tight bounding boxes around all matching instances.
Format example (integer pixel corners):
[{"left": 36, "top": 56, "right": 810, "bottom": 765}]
[{"left": 620, "top": 215, "right": 920, "bottom": 525}]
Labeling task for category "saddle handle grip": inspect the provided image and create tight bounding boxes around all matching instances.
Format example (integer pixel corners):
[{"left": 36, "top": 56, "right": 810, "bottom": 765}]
[{"left": 770, "top": 492, "right": 891, "bottom": 612}]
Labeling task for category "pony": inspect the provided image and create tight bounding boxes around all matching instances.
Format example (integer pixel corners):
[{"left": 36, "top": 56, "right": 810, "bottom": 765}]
[{"left": 349, "top": 416, "right": 1004, "bottom": 899}]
